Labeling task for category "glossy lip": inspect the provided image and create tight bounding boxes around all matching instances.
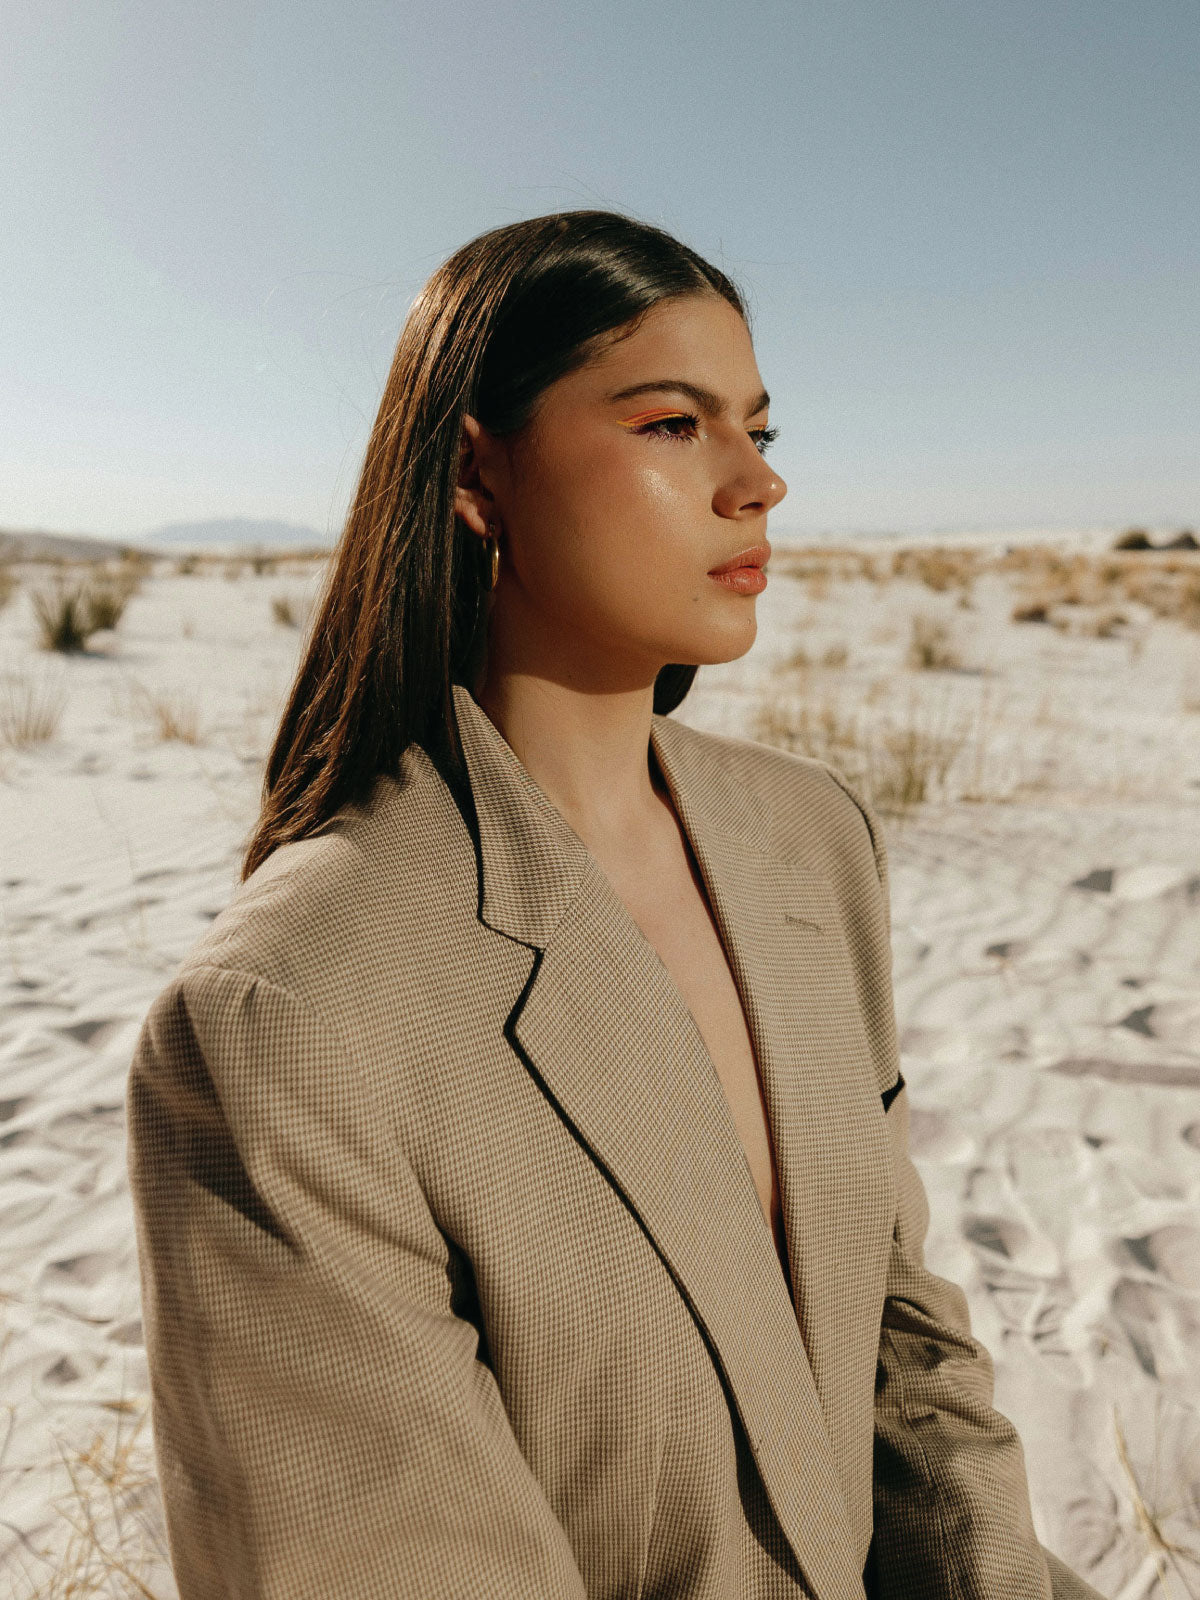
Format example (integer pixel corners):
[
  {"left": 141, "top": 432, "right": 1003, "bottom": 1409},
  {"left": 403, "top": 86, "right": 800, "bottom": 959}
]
[{"left": 708, "top": 541, "right": 771, "bottom": 575}]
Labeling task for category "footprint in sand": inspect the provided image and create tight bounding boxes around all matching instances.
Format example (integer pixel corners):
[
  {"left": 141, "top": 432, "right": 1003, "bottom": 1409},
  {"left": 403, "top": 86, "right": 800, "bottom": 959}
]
[
  {"left": 1125, "top": 1226, "right": 1200, "bottom": 1291},
  {"left": 53, "top": 1017, "right": 124, "bottom": 1048},
  {"left": 963, "top": 1213, "right": 1060, "bottom": 1277},
  {"left": 907, "top": 1107, "right": 975, "bottom": 1164},
  {"left": 1113, "top": 994, "right": 1200, "bottom": 1046},
  {"left": 42, "top": 1355, "right": 83, "bottom": 1386},
  {"left": 963, "top": 1169, "right": 1060, "bottom": 1276},
  {"left": 40, "top": 1251, "right": 116, "bottom": 1291},
  {"left": 1110, "top": 1278, "right": 1198, "bottom": 1381},
  {"left": 1071, "top": 868, "right": 1115, "bottom": 893}
]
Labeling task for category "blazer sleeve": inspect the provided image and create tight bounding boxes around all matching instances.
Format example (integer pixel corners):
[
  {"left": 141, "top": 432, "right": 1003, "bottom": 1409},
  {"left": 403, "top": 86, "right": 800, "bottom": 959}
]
[
  {"left": 126, "top": 961, "right": 589, "bottom": 1600},
  {"left": 818, "top": 769, "right": 1108, "bottom": 1600}
]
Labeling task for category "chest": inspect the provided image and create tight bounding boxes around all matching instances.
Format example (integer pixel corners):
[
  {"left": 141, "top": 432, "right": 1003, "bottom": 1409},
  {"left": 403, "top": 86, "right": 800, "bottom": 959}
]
[{"left": 596, "top": 835, "right": 790, "bottom": 1279}]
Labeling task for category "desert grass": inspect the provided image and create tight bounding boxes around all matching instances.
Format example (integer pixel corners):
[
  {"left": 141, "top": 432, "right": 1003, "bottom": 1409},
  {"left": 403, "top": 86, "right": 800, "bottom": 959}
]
[
  {"left": 907, "top": 612, "right": 964, "bottom": 671},
  {"left": 30, "top": 572, "right": 140, "bottom": 652},
  {"left": 4, "top": 1395, "right": 173, "bottom": 1599},
  {"left": 890, "top": 544, "right": 984, "bottom": 595},
  {"left": 0, "top": 670, "right": 67, "bottom": 747},
  {"left": 1112, "top": 1405, "right": 1200, "bottom": 1600},
  {"left": 82, "top": 578, "right": 135, "bottom": 634},
  {"left": 770, "top": 541, "right": 1200, "bottom": 629},
  {"left": 999, "top": 546, "right": 1200, "bottom": 630},
  {"left": 31, "top": 582, "right": 97, "bottom": 653},
  {"left": 269, "top": 592, "right": 312, "bottom": 630},
  {"left": 114, "top": 678, "right": 204, "bottom": 745},
  {"left": 0, "top": 562, "right": 15, "bottom": 610},
  {"left": 751, "top": 679, "right": 970, "bottom": 817}
]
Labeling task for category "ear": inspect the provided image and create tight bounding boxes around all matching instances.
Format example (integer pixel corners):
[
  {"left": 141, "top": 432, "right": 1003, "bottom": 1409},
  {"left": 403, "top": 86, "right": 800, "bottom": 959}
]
[{"left": 453, "top": 413, "right": 498, "bottom": 538}]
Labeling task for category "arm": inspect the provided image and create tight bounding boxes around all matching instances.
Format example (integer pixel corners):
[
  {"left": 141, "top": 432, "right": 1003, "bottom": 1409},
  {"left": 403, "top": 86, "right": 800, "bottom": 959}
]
[
  {"left": 818, "top": 768, "right": 1108, "bottom": 1600},
  {"left": 126, "top": 962, "right": 589, "bottom": 1600}
]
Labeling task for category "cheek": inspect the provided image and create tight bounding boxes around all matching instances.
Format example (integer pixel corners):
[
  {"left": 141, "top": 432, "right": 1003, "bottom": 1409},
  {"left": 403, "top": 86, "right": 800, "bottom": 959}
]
[
  {"left": 509, "top": 434, "right": 710, "bottom": 622},
  {"left": 540, "top": 440, "right": 700, "bottom": 556}
]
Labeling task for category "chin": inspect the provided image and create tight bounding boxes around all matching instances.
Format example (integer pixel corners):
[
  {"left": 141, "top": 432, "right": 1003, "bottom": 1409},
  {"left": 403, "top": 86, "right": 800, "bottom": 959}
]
[{"left": 682, "top": 616, "right": 759, "bottom": 669}]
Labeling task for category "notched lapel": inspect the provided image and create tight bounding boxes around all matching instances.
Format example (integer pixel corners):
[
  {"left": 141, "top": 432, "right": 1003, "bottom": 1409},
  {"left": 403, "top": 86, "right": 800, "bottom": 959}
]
[
  {"left": 511, "top": 867, "right": 865, "bottom": 1600},
  {"left": 450, "top": 685, "right": 881, "bottom": 1598}
]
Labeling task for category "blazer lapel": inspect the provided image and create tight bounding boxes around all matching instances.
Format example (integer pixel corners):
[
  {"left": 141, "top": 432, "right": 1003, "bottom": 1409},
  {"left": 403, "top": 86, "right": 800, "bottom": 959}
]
[{"left": 450, "top": 684, "right": 886, "bottom": 1600}]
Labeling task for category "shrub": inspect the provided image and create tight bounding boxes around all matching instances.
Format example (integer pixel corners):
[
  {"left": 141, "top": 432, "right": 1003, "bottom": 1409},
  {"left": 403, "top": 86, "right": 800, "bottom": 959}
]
[
  {"left": 0, "top": 670, "right": 66, "bottom": 745},
  {"left": 907, "top": 613, "right": 962, "bottom": 671},
  {"left": 118, "top": 679, "right": 204, "bottom": 744},
  {"left": 32, "top": 581, "right": 96, "bottom": 652},
  {"left": 84, "top": 577, "right": 134, "bottom": 632}
]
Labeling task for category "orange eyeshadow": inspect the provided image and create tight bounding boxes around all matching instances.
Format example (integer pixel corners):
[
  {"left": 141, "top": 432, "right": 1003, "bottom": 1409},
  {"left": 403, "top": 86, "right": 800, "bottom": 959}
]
[{"left": 616, "top": 408, "right": 685, "bottom": 426}]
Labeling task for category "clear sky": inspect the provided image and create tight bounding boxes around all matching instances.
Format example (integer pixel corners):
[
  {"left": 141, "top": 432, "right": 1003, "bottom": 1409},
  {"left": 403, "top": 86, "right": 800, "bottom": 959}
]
[{"left": 3, "top": 0, "right": 1197, "bottom": 541}]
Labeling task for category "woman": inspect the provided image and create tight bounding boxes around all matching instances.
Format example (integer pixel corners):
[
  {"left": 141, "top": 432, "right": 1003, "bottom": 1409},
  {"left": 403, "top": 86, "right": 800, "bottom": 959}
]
[{"left": 126, "top": 210, "right": 1105, "bottom": 1600}]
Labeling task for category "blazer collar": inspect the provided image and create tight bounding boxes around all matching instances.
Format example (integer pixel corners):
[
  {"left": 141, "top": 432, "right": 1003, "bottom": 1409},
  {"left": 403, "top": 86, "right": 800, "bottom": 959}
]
[
  {"left": 451, "top": 679, "right": 771, "bottom": 948},
  {"left": 449, "top": 682, "right": 889, "bottom": 1599}
]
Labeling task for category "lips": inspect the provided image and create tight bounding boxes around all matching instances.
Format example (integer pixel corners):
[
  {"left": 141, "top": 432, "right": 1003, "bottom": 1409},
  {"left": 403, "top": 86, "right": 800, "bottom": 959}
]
[{"left": 708, "top": 541, "right": 771, "bottom": 575}]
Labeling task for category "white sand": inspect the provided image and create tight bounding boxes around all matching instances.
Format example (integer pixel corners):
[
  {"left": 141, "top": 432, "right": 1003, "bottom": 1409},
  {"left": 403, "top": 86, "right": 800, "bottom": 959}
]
[{"left": 2, "top": 541, "right": 1197, "bottom": 1598}]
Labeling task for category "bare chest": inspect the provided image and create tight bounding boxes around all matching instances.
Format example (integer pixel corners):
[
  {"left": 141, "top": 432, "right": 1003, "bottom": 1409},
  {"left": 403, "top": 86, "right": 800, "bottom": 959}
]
[{"left": 596, "top": 840, "right": 790, "bottom": 1281}]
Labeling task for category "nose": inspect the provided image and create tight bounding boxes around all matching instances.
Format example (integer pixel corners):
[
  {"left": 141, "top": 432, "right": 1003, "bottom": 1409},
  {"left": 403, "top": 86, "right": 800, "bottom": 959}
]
[{"left": 713, "top": 446, "right": 788, "bottom": 519}]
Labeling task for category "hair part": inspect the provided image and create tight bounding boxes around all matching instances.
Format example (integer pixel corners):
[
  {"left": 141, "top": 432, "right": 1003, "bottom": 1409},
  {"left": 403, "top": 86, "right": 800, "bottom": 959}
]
[{"left": 241, "top": 209, "right": 749, "bottom": 881}]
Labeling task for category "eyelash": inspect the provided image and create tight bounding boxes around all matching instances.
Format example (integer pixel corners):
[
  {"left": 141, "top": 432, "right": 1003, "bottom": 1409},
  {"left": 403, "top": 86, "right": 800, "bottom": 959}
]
[{"left": 631, "top": 412, "right": 780, "bottom": 456}]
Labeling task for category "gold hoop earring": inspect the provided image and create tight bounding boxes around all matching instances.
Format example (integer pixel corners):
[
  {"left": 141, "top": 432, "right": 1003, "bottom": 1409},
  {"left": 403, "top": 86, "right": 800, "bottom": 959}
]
[{"left": 484, "top": 524, "right": 501, "bottom": 591}]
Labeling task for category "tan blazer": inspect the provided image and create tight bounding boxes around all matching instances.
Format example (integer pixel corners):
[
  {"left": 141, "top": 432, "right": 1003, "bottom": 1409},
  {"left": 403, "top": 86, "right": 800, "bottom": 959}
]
[{"left": 127, "top": 681, "right": 1105, "bottom": 1600}]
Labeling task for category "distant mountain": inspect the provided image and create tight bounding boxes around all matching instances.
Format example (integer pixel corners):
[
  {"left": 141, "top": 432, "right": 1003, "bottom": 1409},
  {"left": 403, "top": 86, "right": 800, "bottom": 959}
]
[
  {"left": 0, "top": 528, "right": 136, "bottom": 561},
  {"left": 142, "top": 517, "right": 333, "bottom": 551}
]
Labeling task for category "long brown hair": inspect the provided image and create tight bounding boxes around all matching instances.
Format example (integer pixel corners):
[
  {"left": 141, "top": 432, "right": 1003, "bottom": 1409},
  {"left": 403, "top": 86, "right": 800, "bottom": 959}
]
[{"left": 241, "top": 209, "right": 750, "bottom": 881}]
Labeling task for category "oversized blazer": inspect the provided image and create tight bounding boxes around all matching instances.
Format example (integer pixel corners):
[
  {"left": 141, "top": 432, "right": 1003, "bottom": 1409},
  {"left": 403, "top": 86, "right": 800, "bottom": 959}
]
[{"left": 126, "top": 680, "right": 1105, "bottom": 1600}]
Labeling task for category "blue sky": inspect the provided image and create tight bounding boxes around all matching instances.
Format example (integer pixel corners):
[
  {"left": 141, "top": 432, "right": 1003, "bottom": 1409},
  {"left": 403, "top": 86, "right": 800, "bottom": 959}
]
[{"left": 2, "top": 0, "right": 1197, "bottom": 540}]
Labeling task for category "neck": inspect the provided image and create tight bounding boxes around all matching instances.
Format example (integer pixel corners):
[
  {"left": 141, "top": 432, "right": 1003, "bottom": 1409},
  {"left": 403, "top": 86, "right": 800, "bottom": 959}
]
[{"left": 470, "top": 671, "right": 674, "bottom": 852}]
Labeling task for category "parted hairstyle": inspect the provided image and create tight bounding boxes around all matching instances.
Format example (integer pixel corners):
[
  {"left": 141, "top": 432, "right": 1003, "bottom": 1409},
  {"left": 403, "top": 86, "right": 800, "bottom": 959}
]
[{"left": 241, "top": 209, "right": 750, "bottom": 881}]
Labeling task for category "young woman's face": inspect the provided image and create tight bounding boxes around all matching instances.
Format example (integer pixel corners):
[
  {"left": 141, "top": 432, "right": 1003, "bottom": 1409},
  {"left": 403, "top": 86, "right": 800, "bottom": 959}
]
[{"left": 463, "top": 291, "right": 787, "bottom": 691}]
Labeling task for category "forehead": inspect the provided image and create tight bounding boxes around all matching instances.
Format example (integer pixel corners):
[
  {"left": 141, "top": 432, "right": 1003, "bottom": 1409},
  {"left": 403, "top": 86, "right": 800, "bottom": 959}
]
[{"left": 567, "top": 293, "right": 760, "bottom": 399}]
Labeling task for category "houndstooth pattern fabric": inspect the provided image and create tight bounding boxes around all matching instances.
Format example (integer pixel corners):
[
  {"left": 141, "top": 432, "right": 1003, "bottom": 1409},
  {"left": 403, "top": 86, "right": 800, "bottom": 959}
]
[{"left": 125, "top": 681, "right": 1107, "bottom": 1600}]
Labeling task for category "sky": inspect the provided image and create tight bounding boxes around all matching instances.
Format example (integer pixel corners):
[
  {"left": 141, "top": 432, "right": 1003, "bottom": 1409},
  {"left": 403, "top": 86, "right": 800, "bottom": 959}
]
[{"left": 2, "top": 0, "right": 1197, "bottom": 542}]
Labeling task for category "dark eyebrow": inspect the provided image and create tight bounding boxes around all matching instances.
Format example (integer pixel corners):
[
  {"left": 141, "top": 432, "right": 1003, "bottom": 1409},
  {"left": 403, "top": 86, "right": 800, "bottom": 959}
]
[{"left": 606, "top": 379, "right": 770, "bottom": 420}]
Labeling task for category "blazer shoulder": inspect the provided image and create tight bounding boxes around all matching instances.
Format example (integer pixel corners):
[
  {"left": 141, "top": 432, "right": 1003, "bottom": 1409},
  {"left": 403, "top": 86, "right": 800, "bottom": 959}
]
[
  {"left": 669, "top": 719, "right": 890, "bottom": 898},
  {"left": 176, "top": 753, "right": 475, "bottom": 1001}
]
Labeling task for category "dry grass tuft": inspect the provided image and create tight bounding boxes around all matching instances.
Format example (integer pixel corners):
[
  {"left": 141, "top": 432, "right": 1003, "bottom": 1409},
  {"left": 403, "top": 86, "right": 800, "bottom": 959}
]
[
  {"left": 907, "top": 612, "right": 963, "bottom": 671},
  {"left": 781, "top": 641, "right": 849, "bottom": 672},
  {"left": 890, "top": 545, "right": 982, "bottom": 595},
  {"left": 83, "top": 579, "right": 134, "bottom": 634},
  {"left": 30, "top": 571, "right": 139, "bottom": 652},
  {"left": 269, "top": 592, "right": 311, "bottom": 630},
  {"left": 0, "top": 562, "right": 15, "bottom": 610},
  {"left": 31, "top": 582, "right": 96, "bottom": 652},
  {"left": 752, "top": 682, "right": 969, "bottom": 817},
  {"left": 0, "top": 671, "right": 67, "bottom": 747},
  {"left": 7, "top": 1399, "right": 174, "bottom": 1599},
  {"left": 1112, "top": 1405, "right": 1200, "bottom": 1600},
  {"left": 115, "top": 678, "right": 204, "bottom": 745}
]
